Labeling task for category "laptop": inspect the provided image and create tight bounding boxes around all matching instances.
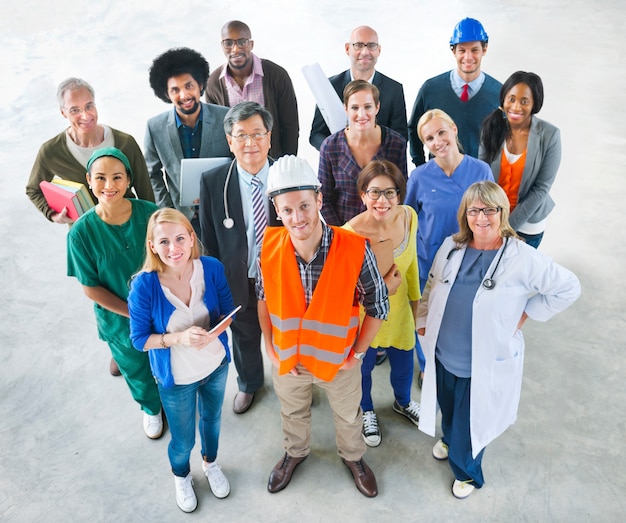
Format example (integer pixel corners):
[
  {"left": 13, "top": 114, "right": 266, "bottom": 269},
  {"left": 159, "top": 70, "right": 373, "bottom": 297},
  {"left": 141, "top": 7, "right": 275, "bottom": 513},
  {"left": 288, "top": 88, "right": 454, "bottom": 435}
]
[{"left": 179, "top": 157, "right": 232, "bottom": 207}]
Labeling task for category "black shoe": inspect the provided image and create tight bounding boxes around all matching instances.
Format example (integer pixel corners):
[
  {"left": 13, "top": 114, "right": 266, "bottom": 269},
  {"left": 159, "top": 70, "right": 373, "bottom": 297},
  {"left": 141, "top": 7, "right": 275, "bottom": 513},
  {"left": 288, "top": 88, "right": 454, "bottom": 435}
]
[{"left": 375, "top": 351, "right": 387, "bottom": 366}]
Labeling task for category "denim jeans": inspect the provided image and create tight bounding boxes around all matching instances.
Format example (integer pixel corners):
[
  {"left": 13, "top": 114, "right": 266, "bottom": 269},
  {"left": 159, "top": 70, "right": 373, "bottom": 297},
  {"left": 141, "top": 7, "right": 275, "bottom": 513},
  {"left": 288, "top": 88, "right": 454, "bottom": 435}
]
[{"left": 158, "top": 357, "right": 228, "bottom": 477}]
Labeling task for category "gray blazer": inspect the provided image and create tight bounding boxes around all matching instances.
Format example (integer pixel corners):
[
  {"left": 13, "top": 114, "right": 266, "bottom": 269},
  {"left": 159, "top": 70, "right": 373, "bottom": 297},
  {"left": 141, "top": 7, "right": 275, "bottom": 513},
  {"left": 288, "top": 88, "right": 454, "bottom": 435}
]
[
  {"left": 480, "top": 116, "right": 561, "bottom": 231},
  {"left": 144, "top": 102, "right": 231, "bottom": 219}
]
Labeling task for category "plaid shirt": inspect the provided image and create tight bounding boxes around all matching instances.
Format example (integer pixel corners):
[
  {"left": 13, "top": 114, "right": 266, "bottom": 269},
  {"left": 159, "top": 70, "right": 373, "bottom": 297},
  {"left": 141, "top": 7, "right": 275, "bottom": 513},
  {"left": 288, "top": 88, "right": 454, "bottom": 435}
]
[
  {"left": 318, "top": 125, "right": 407, "bottom": 225},
  {"left": 257, "top": 223, "right": 389, "bottom": 320}
]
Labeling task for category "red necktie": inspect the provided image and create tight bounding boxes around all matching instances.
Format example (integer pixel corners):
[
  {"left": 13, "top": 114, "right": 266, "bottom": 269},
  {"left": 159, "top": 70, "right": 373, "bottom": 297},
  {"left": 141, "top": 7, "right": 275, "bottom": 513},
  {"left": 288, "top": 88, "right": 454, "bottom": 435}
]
[{"left": 461, "top": 84, "right": 469, "bottom": 102}]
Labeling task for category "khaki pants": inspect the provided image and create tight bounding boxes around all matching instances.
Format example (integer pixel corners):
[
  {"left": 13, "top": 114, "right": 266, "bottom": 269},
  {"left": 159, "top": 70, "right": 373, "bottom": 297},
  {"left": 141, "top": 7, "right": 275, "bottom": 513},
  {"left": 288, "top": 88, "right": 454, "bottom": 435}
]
[{"left": 272, "top": 362, "right": 366, "bottom": 462}]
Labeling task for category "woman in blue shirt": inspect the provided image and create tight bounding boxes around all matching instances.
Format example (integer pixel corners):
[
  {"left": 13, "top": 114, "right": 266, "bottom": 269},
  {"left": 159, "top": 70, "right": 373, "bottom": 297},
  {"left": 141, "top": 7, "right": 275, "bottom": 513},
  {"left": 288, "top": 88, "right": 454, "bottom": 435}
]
[{"left": 405, "top": 109, "right": 492, "bottom": 374}]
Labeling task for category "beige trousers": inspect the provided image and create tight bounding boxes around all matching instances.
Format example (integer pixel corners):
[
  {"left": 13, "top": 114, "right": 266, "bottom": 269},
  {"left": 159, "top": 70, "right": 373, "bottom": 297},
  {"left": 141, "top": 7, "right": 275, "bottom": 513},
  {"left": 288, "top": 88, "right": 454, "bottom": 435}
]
[{"left": 272, "top": 362, "right": 366, "bottom": 462}]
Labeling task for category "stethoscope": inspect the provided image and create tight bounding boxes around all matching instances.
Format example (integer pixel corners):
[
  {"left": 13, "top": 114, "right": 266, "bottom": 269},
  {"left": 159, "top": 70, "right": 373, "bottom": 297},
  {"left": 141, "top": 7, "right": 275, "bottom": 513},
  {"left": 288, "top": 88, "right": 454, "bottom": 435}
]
[
  {"left": 482, "top": 237, "right": 508, "bottom": 290},
  {"left": 222, "top": 159, "right": 237, "bottom": 229},
  {"left": 439, "top": 237, "right": 509, "bottom": 290},
  {"left": 221, "top": 157, "right": 275, "bottom": 230}
]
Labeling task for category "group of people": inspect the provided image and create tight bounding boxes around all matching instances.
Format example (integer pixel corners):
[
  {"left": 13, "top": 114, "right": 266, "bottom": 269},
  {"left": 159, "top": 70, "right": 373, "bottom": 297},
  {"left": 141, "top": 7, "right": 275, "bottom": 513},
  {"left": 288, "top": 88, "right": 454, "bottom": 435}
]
[{"left": 25, "top": 15, "right": 581, "bottom": 512}]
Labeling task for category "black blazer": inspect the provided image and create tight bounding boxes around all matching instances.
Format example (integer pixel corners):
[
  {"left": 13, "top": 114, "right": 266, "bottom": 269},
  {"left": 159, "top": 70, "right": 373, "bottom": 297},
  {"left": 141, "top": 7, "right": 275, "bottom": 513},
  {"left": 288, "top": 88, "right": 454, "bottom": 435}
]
[
  {"left": 199, "top": 160, "right": 280, "bottom": 310},
  {"left": 309, "top": 69, "right": 407, "bottom": 150}
]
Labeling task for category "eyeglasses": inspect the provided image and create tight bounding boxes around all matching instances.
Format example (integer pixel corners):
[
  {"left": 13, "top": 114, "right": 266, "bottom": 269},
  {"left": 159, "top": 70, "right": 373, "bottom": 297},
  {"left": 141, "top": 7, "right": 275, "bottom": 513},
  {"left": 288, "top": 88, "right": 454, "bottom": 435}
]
[
  {"left": 466, "top": 207, "right": 501, "bottom": 216},
  {"left": 64, "top": 102, "right": 96, "bottom": 116},
  {"left": 221, "top": 38, "right": 251, "bottom": 49},
  {"left": 365, "top": 188, "right": 399, "bottom": 200},
  {"left": 351, "top": 42, "right": 379, "bottom": 51},
  {"left": 230, "top": 132, "right": 269, "bottom": 143}
]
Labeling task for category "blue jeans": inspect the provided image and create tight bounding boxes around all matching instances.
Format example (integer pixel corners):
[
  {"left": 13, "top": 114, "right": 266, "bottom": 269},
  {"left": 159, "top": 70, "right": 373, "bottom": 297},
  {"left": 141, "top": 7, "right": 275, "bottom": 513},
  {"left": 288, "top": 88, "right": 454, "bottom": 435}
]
[
  {"left": 361, "top": 346, "right": 414, "bottom": 411},
  {"left": 158, "top": 358, "right": 228, "bottom": 477}
]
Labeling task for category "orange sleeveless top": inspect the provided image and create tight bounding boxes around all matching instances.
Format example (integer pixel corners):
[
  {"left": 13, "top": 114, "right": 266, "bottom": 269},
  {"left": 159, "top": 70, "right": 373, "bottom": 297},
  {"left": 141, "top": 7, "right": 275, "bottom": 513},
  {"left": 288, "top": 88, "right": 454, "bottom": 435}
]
[{"left": 498, "top": 147, "right": 527, "bottom": 211}]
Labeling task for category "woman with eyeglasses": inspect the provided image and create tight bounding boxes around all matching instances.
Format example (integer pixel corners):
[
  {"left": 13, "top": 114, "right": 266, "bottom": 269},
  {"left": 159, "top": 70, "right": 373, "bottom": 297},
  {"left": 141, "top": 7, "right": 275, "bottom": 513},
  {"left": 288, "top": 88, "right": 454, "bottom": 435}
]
[
  {"left": 343, "top": 160, "right": 421, "bottom": 448},
  {"left": 479, "top": 71, "right": 561, "bottom": 248},
  {"left": 405, "top": 109, "right": 493, "bottom": 380},
  {"left": 417, "top": 181, "right": 580, "bottom": 499},
  {"left": 318, "top": 79, "right": 407, "bottom": 226}
]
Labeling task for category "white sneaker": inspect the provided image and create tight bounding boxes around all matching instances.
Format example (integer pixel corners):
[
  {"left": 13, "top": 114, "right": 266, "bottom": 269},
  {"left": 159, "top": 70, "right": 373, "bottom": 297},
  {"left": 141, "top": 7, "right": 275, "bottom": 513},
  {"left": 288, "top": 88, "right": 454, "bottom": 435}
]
[
  {"left": 362, "top": 410, "right": 381, "bottom": 447},
  {"left": 203, "top": 461, "right": 230, "bottom": 498},
  {"left": 174, "top": 473, "right": 197, "bottom": 512},
  {"left": 452, "top": 479, "right": 475, "bottom": 499},
  {"left": 143, "top": 411, "right": 163, "bottom": 439},
  {"left": 432, "top": 439, "right": 449, "bottom": 460}
]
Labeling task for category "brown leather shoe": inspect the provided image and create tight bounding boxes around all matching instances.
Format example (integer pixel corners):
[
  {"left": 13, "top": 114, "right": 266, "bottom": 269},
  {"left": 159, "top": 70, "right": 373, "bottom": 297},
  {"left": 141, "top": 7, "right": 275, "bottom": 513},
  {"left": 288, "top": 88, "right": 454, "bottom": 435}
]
[
  {"left": 342, "top": 458, "right": 378, "bottom": 497},
  {"left": 110, "top": 358, "right": 121, "bottom": 377},
  {"left": 233, "top": 391, "right": 254, "bottom": 414},
  {"left": 268, "top": 453, "right": 307, "bottom": 493}
]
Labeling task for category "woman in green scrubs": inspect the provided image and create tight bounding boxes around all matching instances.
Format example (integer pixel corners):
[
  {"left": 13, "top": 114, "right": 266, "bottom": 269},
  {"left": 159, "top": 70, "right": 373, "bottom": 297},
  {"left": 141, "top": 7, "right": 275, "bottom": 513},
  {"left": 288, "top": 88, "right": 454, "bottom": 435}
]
[{"left": 67, "top": 147, "right": 163, "bottom": 439}]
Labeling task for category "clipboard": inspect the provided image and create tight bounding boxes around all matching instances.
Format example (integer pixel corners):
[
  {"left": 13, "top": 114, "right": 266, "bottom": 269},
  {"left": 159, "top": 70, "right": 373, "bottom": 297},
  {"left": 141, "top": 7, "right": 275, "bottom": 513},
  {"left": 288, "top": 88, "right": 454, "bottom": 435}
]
[
  {"left": 208, "top": 305, "right": 242, "bottom": 336},
  {"left": 370, "top": 238, "right": 394, "bottom": 277}
]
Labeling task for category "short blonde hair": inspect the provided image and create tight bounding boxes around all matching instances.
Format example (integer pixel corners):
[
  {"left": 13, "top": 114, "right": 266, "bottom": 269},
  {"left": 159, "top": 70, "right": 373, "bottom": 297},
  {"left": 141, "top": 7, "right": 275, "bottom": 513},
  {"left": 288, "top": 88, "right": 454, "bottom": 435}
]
[
  {"left": 453, "top": 181, "right": 518, "bottom": 244},
  {"left": 141, "top": 208, "right": 200, "bottom": 273}
]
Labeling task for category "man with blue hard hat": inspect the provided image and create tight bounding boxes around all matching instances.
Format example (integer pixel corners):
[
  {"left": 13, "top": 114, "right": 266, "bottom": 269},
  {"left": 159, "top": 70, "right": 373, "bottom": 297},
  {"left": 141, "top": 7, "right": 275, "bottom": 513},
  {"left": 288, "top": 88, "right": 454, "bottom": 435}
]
[{"left": 407, "top": 18, "right": 502, "bottom": 167}]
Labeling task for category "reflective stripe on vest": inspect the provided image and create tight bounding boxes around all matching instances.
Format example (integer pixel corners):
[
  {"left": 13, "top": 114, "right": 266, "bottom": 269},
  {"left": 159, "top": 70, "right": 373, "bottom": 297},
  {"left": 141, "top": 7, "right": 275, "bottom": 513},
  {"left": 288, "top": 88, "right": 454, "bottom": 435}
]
[{"left": 261, "top": 226, "right": 366, "bottom": 381}]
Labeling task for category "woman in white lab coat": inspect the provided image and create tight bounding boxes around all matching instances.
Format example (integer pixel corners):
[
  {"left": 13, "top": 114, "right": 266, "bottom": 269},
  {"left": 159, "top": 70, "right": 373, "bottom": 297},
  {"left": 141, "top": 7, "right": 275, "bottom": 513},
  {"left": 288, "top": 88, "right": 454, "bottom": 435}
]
[{"left": 416, "top": 181, "right": 580, "bottom": 499}]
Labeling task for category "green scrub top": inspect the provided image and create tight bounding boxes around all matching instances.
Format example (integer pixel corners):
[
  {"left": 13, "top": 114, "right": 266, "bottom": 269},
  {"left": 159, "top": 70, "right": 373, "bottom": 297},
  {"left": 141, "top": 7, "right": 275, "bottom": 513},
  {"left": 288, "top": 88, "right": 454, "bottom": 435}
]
[{"left": 67, "top": 199, "right": 159, "bottom": 344}]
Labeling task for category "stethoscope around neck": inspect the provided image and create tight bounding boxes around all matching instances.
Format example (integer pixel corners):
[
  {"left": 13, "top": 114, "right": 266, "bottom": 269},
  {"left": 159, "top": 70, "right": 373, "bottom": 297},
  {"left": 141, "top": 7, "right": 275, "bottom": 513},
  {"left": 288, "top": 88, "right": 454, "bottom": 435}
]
[
  {"left": 481, "top": 237, "right": 509, "bottom": 290},
  {"left": 442, "top": 237, "right": 509, "bottom": 290},
  {"left": 221, "top": 157, "right": 274, "bottom": 230}
]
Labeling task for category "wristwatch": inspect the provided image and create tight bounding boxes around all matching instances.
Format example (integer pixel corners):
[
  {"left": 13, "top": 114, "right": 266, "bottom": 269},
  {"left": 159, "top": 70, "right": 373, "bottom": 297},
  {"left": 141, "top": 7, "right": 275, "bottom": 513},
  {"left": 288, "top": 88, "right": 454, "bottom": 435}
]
[{"left": 353, "top": 351, "right": 366, "bottom": 361}]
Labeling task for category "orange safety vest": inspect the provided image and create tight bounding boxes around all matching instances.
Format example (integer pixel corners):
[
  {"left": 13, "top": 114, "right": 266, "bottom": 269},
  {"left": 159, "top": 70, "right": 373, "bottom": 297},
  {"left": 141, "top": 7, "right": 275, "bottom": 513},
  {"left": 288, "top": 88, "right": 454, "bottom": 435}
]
[{"left": 261, "top": 226, "right": 366, "bottom": 381}]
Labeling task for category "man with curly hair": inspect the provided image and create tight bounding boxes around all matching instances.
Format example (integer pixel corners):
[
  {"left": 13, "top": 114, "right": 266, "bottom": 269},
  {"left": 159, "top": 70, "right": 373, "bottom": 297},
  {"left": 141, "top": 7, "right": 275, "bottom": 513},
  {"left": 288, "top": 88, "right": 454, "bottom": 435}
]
[{"left": 145, "top": 47, "right": 231, "bottom": 235}]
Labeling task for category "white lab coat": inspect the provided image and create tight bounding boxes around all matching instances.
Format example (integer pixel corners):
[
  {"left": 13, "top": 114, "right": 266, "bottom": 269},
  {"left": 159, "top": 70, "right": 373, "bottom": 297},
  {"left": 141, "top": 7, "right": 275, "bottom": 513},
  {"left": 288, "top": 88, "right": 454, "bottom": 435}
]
[{"left": 416, "top": 235, "right": 581, "bottom": 457}]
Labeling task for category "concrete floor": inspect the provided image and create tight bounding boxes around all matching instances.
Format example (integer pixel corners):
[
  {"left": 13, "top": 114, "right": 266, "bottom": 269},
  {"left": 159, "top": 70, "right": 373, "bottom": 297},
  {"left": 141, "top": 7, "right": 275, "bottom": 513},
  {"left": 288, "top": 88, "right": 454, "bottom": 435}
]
[{"left": 1, "top": 0, "right": 625, "bottom": 521}]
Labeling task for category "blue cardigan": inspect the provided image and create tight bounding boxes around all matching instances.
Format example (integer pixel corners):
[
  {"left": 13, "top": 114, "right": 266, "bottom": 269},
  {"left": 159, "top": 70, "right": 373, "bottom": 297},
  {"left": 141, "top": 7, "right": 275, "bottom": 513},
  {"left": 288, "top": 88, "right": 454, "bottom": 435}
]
[{"left": 128, "top": 256, "right": 235, "bottom": 389}]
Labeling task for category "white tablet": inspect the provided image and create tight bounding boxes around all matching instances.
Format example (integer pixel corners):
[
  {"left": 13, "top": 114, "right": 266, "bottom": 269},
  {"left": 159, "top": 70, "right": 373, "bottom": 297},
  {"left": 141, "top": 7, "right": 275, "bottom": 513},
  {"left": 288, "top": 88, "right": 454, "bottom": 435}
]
[
  {"left": 208, "top": 305, "right": 242, "bottom": 335},
  {"left": 179, "top": 157, "right": 232, "bottom": 207}
]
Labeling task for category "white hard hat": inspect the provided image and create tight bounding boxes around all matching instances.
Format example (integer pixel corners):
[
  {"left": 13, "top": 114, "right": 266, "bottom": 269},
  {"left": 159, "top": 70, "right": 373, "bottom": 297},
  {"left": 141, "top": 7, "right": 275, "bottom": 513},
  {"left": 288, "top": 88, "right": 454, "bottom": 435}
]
[{"left": 266, "top": 155, "right": 321, "bottom": 197}]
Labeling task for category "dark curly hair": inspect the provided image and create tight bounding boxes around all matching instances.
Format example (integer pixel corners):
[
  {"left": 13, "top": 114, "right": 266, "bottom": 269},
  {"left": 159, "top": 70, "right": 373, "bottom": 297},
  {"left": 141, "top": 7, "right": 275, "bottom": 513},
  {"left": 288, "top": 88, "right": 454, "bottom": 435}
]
[{"left": 148, "top": 47, "right": 210, "bottom": 103}]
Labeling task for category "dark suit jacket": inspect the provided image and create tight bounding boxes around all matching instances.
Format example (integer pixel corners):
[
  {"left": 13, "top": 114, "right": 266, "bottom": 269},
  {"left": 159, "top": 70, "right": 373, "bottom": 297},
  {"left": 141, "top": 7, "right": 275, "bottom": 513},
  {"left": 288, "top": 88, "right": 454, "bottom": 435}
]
[
  {"left": 309, "top": 69, "right": 407, "bottom": 150},
  {"left": 199, "top": 160, "right": 280, "bottom": 311}
]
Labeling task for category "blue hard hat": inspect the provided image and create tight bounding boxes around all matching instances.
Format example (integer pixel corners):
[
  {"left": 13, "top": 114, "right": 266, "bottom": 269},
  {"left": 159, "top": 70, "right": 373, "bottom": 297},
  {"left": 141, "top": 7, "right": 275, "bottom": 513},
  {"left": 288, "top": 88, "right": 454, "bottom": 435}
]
[{"left": 450, "top": 18, "right": 489, "bottom": 46}]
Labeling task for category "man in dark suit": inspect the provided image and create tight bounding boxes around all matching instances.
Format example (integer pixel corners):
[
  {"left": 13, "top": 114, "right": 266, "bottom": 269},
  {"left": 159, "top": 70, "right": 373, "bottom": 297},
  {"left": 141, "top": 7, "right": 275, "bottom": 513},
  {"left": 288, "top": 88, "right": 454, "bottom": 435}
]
[
  {"left": 199, "top": 102, "right": 279, "bottom": 414},
  {"left": 145, "top": 47, "right": 231, "bottom": 236},
  {"left": 309, "top": 25, "right": 407, "bottom": 150}
]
